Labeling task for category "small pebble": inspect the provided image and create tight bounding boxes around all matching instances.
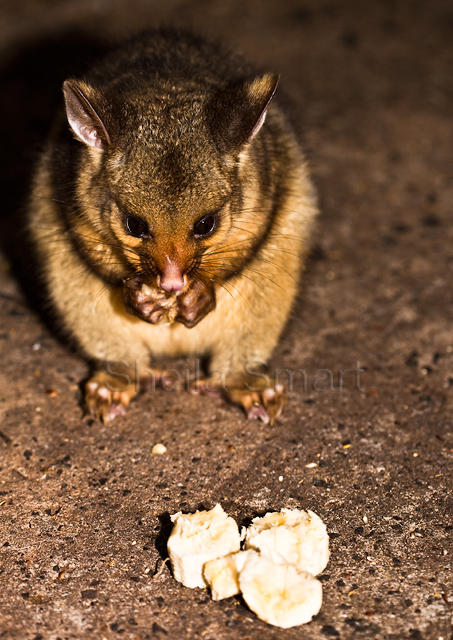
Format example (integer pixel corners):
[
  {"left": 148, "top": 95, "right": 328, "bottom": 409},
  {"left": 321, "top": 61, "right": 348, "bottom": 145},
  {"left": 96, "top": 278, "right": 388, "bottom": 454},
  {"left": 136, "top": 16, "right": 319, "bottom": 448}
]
[{"left": 152, "top": 443, "right": 167, "bottom": 455}]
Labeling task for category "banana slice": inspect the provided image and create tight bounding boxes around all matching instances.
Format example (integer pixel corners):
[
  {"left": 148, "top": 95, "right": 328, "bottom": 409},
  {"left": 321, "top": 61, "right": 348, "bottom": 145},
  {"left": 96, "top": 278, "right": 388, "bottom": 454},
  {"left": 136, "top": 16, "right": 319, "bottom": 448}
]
[
  {"left": 239, "top": 553, "right": 322, "bottom": 628},
  {"left": 167, "top": 504, "right": 241, "bottom": 589},
  {"left": 244, "top": 508, "right": 329, "bottom": 576},
  {"left": 203, "top": 550, "right": 256, "bottom": 600}
]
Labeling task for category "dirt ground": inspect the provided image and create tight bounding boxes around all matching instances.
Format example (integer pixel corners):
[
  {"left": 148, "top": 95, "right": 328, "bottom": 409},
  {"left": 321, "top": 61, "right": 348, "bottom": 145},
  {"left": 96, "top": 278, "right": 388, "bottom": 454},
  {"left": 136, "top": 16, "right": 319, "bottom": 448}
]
[{"left": 0, "top": 0, "right": 452, "bottom": 638}]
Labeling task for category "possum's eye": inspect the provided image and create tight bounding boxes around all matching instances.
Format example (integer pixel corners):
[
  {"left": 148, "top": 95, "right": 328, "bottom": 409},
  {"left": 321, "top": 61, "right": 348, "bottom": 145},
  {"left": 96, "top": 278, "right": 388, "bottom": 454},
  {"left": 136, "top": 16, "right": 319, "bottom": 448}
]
[
  {"left": 125, "top": 214, "right": 150, "bottom": 239},
  {"left": 193, "top": 214, "right": 217, "bottom": 238}
]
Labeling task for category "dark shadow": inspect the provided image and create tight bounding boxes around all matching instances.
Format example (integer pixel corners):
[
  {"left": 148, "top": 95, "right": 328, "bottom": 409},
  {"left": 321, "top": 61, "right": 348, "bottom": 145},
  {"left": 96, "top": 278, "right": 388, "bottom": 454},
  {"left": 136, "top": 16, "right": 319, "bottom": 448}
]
[
  {"left": 154, "top": 503, "right": 211, "bottom": 561},
  {"left": 237, "top": 507, "right": 284, "bottom": 533},
  {"left": 0, "top": 30, "right": 113, "bottom": 314},
  {"left": 154, "top": 511, "right": 172, "bottom": 560}
]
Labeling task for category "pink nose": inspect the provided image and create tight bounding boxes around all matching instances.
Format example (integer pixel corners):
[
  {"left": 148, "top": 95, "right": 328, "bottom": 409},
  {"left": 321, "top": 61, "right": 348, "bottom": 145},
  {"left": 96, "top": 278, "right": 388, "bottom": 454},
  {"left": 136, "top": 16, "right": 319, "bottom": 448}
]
[{"left": 159, "top": 261, "right": 185, "bottom": 293}]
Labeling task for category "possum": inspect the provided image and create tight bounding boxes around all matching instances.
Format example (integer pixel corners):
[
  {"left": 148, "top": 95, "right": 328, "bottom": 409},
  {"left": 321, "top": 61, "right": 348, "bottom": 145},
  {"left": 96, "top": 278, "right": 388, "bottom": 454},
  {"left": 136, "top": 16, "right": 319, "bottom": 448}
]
[{"left": 28, "top": 28, "right": 318, "bottom": 424}]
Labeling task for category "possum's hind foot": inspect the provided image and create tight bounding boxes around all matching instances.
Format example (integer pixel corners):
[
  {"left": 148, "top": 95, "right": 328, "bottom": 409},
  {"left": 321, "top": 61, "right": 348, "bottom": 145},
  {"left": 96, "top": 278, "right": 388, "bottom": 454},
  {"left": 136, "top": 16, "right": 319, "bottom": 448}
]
[
  {"left": 191, "top": 375, "right": 286, "bottom": 425},
  {"left": 227, "top": 383, "right": 286, "bottom": 425},
  {"left": 84, "top": 371, "right": 138, "bottom": 423},
  {"left": 84, "top": 367, "right": 176, "bottom": 422}
]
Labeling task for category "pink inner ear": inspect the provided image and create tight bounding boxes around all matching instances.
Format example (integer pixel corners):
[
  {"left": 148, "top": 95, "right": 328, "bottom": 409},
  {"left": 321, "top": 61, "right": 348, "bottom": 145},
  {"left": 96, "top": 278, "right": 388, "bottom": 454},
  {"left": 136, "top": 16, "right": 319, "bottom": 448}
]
[
  {"left": 63, "top": 80, "right": 109, "bottom": 151},
  {"left": 79, "top": 124, "right": 101, "bottom": 149},
  {"left": 67, "top": 116, "right": 103, "bottom": 151}
]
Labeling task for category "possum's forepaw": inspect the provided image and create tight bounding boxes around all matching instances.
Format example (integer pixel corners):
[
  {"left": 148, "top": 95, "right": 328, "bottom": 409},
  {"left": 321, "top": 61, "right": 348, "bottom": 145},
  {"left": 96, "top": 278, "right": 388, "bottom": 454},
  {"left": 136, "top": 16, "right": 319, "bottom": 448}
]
[
  {"left": 175, "top": 279, "right": 216, "bottom": 328},
  {"left": 84, "top": 371, "right": 137, "bottom": 423},
  {"left": 227, "top": 384, "right": 285, "bottom": 425},
  {"left": 123, "top": 277, "right": 176, "bottom": 324}
]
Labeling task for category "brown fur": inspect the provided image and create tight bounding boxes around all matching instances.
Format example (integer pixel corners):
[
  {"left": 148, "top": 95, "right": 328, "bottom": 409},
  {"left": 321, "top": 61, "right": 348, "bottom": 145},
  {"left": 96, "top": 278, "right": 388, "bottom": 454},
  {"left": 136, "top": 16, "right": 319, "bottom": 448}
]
[{"left": 28, "top": 29, "right": 318, "bottom": 423}]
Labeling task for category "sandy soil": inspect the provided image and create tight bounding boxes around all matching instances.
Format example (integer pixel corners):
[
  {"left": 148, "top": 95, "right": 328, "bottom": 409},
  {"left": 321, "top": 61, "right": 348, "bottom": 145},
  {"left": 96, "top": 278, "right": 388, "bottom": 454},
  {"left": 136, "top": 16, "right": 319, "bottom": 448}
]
[{"left": 0, "top": 1, "right": 451, "bottom": 638}]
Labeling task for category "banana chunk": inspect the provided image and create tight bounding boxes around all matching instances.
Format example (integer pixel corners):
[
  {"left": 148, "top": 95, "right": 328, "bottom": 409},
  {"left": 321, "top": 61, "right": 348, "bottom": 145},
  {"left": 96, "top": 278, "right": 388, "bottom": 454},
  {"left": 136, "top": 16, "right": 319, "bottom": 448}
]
[
  {"left": 244, "top": 508, "right": 329, "bottom": 576},
  {"left": 239, "top": 553, "right": 322, "bottom": 628},
  {"left": 203, "top": 550, "right": 256, "bottom": 600},
  {"left": 167, "top": 504, "right": 241, "bottom": 588}
]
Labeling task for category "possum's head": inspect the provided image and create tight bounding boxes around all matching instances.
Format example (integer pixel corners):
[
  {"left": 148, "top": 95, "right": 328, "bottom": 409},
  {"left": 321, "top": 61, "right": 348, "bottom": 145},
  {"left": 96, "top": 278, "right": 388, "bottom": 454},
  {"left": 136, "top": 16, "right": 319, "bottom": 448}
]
[{"left": 62, "top": 71, "right": 278, "bottom": 323}]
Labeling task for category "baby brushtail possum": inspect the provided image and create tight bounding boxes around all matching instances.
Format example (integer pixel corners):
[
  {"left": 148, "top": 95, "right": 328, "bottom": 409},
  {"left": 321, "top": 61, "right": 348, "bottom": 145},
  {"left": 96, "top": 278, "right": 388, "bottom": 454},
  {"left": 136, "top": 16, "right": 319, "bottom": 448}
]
[{"left": 29, "top": 29, "right": 318, "bottom": 424}]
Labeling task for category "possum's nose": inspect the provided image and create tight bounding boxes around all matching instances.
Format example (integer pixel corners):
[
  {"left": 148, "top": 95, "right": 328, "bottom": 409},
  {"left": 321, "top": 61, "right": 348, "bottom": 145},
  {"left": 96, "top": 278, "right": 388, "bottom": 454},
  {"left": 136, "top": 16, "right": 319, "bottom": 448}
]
[{"left": 158, "top": 259, "right": 186, "bottom": 293}]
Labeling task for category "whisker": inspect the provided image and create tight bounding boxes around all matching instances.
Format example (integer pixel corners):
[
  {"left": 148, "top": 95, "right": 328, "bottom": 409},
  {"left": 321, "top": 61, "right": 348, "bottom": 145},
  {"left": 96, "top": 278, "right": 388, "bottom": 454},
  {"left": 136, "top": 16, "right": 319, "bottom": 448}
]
[
  {"left": 203, "top": 252, "right": 296, "bottom": 281},
  {"left": 202, "top": 259, "right": 284, "bottom": 290}
]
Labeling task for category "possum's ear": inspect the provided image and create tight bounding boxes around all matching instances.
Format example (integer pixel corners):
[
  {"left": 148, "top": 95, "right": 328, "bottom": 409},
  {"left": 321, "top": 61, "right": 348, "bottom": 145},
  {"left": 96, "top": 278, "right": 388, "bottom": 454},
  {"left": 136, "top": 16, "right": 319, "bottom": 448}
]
[
  {"left": 63, "top": 79, "right": 111, "bottom": 151},
  {"left": 208, "top": 73, "right": 279, "bottom": 151}
]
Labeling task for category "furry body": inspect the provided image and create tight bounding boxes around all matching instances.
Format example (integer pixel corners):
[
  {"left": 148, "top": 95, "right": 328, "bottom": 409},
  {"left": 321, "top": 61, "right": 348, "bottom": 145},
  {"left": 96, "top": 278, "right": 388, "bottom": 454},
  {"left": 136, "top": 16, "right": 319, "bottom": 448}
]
[{"left": 28, "top": 30, "right": 318, "bottom": 422}]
